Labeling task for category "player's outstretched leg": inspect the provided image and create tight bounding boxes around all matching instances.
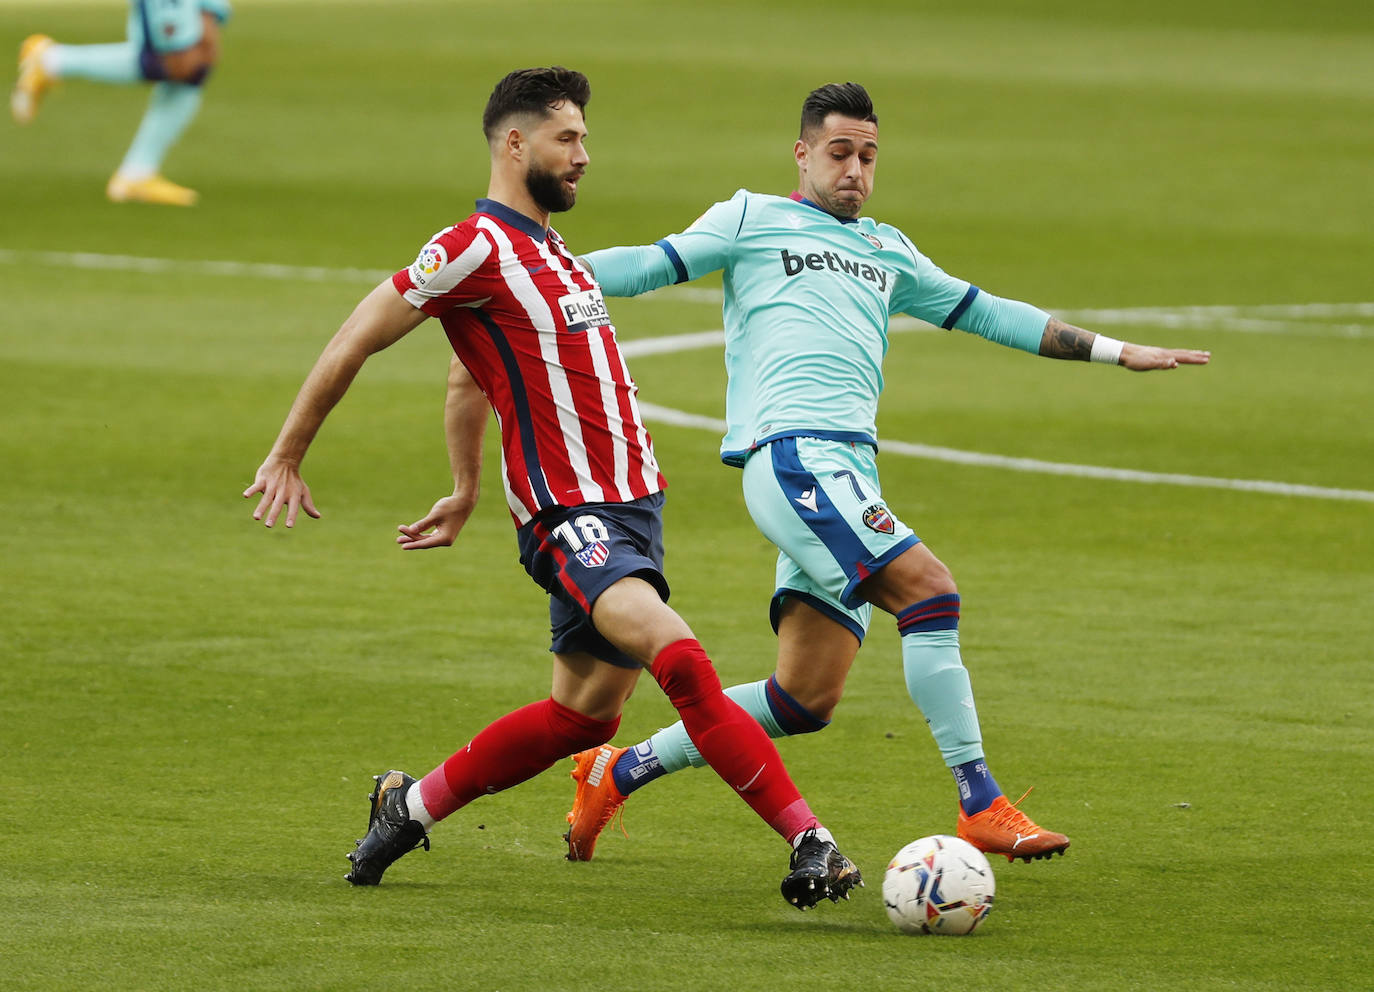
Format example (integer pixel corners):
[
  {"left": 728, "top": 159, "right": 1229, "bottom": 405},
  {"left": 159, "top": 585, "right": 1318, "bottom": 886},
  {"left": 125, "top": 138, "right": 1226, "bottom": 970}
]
[
  {"left": 352, "top": 698, "right": 618, "bottom": 883},
  {"left": 647, "top": 638, "right": 858, "bottom": 909},
  {"left": 345, "top": 770, "right": 430, "bottom": 885},
  {"left": 564, "top": 676, "right": 827, "bottom": 860},
  {"left": 898, "top": 595, "right": 1070, "bottom": 862},
  {"left": 107, "top": 82, "right": 204, "bottom": 206},
  {"left": 780, "top": 827, "right": 863, "bottom": 910}
]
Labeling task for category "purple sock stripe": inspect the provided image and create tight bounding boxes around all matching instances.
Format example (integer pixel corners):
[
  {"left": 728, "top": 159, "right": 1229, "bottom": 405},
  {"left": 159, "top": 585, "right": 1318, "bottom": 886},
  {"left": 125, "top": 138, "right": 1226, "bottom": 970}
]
[
  {"left": 897, "top": 594, "right": 961, "bottom": 634},
  {"left": 764, "top": 675, "right": 829, "bottom": 734}
]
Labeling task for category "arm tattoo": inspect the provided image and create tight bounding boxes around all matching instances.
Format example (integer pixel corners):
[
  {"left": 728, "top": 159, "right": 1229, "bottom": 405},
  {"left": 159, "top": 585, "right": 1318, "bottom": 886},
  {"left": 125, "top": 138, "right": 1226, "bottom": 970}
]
[{"left": 1039, "top": 317, "right": 1095, "bottom": 361}]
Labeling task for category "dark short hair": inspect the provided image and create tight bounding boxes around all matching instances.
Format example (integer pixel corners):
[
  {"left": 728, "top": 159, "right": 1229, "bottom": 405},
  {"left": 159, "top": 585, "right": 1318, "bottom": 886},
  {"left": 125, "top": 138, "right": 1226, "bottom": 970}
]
[
  {"left": 482, "top": 66, "right": 591, "bottom": 142},
  {"left": 799, "top": 82, "right": 877, "bottom": 140}
]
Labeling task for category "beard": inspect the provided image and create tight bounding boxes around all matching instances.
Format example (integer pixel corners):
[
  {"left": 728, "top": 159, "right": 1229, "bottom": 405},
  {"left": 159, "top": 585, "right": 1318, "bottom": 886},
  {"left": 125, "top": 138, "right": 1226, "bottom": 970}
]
[{"left": 526, "top": 161, "right": 577, "bottom": 214}]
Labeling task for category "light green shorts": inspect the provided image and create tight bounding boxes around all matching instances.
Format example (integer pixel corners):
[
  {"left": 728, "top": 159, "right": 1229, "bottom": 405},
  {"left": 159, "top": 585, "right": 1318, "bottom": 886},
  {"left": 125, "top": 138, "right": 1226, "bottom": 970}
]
[
  {"left": 131, "top": 0, "right": 231, "bottom": 54},
  {"left": 741, "top": 435, "right": 919, "bottom": 642}
]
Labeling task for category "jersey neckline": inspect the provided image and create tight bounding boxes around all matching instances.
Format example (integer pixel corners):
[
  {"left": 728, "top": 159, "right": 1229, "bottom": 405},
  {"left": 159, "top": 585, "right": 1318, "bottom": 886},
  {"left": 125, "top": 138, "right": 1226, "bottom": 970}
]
[
  {"left": 474, "top": 198, "right": 549, "bottom": 243},
  {"left": 788, "top": 190, "right": 860, "bottom": 225}
]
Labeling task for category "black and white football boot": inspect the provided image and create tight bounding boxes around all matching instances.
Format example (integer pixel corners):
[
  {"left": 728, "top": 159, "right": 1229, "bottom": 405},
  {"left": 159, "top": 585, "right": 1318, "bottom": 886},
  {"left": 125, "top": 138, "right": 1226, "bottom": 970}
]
[
  {"left": 780, "top": 828, "right": 864, "bottom": 910},
  {"left": 345, "top": 769, "right": 430, "bottom": 885}
]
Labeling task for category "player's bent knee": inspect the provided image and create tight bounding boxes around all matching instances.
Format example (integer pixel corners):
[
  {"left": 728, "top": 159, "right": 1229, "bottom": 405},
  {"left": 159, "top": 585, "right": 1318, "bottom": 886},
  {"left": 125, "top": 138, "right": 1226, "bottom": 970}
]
[
  {"left": 775, "top": 678, "right": 841, "bottom": 723},
  {"left": 650, "top": 640, "right": 721, "bottom": 709}
]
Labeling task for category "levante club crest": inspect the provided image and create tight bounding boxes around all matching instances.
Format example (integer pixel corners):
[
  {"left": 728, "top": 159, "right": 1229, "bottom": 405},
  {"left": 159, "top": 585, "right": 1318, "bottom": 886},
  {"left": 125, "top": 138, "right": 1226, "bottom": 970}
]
[{"left": 862, "top": 503, "right": 895, "bottom": 535}]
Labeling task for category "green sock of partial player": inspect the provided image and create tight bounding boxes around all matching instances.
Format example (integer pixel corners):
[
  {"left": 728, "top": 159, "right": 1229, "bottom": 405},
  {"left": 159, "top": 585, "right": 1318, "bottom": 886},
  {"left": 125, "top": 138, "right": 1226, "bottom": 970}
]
[
  {"left": 118, "top": 82, "right": 202, "bottom": 177},
  {"left": 47, "top": 42, "right": 142, "bottom": 84}
]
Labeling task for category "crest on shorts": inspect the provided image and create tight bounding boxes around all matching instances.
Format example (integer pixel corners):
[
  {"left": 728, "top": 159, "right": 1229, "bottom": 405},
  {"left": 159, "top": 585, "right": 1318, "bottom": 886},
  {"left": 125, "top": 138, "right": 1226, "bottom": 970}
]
[
  {"left": 576, "top": 541, "right": 610, "bottom": 568},
  {"left": 862, "top": 503, "right": 895, "bottom": 535}
]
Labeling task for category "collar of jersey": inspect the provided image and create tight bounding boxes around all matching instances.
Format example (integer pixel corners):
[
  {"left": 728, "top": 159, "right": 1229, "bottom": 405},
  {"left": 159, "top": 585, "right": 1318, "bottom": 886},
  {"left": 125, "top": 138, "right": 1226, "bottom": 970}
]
[
  {"left": 789, "top": 191, "right": 859, "bottom": 225},
  {"left": 474, "top": 198, "right": 548, "bottom": 242}
]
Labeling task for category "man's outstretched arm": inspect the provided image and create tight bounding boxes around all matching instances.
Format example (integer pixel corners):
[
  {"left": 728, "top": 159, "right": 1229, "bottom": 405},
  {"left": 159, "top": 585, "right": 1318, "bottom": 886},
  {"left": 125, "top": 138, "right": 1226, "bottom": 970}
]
[
  {"left": 1038, "top": 317, "right": 1211, "bottom": 370},
  {"left": 243, "top": 281, "right": 427, "bottom": 528},
  {"left": 951, "top": 291, "right": 1210, "bottom": 372}
]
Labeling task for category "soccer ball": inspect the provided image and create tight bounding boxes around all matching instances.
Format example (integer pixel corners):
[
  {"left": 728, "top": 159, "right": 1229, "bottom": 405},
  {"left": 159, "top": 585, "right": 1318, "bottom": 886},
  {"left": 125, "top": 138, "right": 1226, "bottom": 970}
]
[{"left": 882, "top": 835, "right": 995, "bottom": 935}]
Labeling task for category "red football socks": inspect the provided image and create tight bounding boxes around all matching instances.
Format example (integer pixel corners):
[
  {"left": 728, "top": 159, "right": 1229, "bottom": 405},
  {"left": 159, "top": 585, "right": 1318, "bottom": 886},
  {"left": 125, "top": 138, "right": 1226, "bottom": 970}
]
[
  {"left": 651, "top": 638, "right": 818, "bottom": 842},
  {"left": 418, "top": 697, "right": 618, "bottom": 821}
]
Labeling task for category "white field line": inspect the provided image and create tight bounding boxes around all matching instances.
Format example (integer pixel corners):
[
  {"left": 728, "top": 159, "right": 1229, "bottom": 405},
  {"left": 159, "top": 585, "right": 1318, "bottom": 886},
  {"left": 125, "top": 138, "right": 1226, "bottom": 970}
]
[
  {"left": 4, "top": 248, "right": 1370, "bottom": 502},
  {"left": 0, "top": 248, "right": 394, "bottom": 285},
  {"left": 636, "top": 404, "right": 1374, "bottom": 504}
]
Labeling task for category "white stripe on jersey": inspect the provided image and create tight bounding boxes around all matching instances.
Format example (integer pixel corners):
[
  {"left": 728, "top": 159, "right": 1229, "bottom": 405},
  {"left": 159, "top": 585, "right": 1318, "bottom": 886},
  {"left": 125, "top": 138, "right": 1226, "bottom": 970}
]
[
  {"left": 611, "top": 343, "right": 664, "bottom": 495},
  {"left": 476, "top": 218, "right": 606, "bottom": 505},
  {"left": 543, "top": 243, "right": 632, "bottom": 503},
  {"left": 489, "top": 409, "right": 527, "bottom": 526},
  {"left": 402, "top": 228, "right": 492, "bottom": 308}
]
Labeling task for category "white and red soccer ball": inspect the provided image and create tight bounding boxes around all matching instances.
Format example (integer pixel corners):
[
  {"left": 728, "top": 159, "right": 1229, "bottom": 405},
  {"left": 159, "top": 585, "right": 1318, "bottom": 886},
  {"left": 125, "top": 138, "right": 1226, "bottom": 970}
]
[{"left": 882, "top": 834, "right": 995, "bottom": 935}]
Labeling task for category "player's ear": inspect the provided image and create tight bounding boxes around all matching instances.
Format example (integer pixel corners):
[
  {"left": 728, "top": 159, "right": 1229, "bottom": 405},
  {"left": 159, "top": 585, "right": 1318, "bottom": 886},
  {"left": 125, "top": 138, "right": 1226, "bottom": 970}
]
[
  {"left": 793, "top": 138, "right": 808, "bottom": 171},
  {"left": 504, "top": 127, "right": 524, "bottom": 161}
]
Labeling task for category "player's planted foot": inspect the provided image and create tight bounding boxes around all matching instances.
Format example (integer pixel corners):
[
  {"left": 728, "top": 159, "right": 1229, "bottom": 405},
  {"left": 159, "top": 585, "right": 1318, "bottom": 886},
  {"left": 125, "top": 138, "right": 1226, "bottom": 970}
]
[
  {"left": 564, "top": 744, "right": 628, "bottom": 861},
  {"left": 106, "top": 172, "right": 199, "bottom": 207},
  {"left": 957, "top": 788, "right": 1069, "bottom": 863},
  {"left": 345, "top": 769, "right": 430, "bottom": 885},
  {"left": 11, "top": 34, "right": 55, "bottom": 125},
  {"left": 780, "top": 828, "right": 863, "bottom": 910}
]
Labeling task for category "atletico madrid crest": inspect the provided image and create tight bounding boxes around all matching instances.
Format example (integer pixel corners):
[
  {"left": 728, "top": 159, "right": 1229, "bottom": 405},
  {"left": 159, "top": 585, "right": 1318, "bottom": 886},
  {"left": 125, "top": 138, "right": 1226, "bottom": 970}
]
[
  {"left": 862, "top": 503, "right": 895, "bottom": 535},
  {"left": 576, "top": 541, "right": 610, "bottom": 568}
]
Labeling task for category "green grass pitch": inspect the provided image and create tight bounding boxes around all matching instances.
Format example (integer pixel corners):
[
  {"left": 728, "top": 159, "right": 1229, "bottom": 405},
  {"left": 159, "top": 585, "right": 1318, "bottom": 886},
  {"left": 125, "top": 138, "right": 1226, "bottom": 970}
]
[{"left": 2, "top": 1, "right": 1372, "bottom": 989}]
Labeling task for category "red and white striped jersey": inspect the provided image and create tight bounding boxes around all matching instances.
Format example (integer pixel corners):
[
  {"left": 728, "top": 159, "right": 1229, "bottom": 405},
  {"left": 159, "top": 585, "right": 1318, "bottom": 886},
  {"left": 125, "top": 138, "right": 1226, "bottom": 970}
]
[{"left": 392, "top": 198, "right": 666, "bottom": 527}]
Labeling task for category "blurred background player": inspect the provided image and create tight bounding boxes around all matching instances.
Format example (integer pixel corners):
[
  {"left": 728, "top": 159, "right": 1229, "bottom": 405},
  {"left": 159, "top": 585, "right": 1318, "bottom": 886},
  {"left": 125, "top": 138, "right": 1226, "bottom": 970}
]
[
  {"left": 243, "top": 67, "right": 860, "bottom": 910},
  {"left": 10, "top": 0, "right": 231, "bottom": 206},
  {"left": 565, "top": 81, "right": 1210, "bottom": 864}
]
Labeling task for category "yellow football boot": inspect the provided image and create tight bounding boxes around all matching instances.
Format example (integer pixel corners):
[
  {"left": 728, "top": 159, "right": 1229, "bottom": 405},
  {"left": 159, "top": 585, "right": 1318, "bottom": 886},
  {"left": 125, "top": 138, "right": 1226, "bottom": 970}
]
[
  {"left": 106, "top": 173, "right": 200, "bottom": 207},
  {"left": 11, "top": 34, "right": 56, "bottom": 125}
]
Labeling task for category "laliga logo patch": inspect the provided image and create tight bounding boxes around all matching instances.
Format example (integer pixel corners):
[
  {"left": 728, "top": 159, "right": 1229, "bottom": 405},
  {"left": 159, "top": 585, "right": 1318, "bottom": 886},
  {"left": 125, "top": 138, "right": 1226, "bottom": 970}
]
[
  {"left": 862, "top": 503, "right": 895, "bottom": 535},
  {"left": 410, "top": 242, "right": 447, "bottom": 287},
  {"left": 576, "top": 541, "right": 610, "bottom": 568},
  {"left": 862, "top": 233, "right": 883, "bottom": 250}
]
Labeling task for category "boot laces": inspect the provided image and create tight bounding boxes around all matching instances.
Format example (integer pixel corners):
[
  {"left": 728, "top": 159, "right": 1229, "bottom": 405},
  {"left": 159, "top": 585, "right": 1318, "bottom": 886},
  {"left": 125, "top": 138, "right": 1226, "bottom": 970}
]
[{"left": 987, "top": 787, "right": 1039, "bottom": 831}]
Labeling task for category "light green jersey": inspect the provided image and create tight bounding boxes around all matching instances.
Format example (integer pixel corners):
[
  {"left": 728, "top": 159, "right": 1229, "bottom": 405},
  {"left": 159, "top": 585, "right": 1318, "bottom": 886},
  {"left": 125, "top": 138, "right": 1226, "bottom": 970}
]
[{"left": 586, "top": 189, "right": 1049, "bottom": 465}]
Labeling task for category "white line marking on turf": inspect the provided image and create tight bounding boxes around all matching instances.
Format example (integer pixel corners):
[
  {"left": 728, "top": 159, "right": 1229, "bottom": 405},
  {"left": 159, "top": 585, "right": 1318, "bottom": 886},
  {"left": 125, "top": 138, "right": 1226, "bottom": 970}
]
[
  {"left": 0, "top": 248, "right": 394, "bottom": 285},
  {"left": 4, "top": 248, "right": 1370, "bottom": 501},
  {"left": 635, "top": 404, "right": 1374, "bottom": 503}
]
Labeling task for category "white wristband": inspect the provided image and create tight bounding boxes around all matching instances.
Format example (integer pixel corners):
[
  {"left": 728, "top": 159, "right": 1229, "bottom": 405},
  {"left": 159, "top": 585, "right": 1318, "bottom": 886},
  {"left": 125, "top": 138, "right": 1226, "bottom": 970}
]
[{"left": 1090, "top": 334, "right": 1124, "bottom": 365}]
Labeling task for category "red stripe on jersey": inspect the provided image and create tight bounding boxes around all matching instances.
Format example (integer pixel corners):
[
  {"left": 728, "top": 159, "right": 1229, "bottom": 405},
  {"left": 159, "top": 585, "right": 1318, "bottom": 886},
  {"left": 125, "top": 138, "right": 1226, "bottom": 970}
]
[{"left": 393, "top": 200, "right": 666, "bottom": 526}]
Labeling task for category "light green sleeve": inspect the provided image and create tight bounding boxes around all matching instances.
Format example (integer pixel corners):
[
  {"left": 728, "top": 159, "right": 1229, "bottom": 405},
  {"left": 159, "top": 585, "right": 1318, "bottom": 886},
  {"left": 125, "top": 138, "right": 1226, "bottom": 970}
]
[
  {"left": 954, "top": 290, "right": 1049, "bottom": 355},
  {"left": 584, "top": 191, "right": 747, "bottom": 297},
  {"left": 582, "top": 245, "right": 679, "bottom": 297}
]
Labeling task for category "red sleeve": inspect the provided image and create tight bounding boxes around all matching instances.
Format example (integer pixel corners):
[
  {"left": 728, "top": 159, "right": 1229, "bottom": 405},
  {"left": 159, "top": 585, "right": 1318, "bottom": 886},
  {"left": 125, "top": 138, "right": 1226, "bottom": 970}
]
[{"left": 393, "top": 222, "right": 495, "bottom": 317}]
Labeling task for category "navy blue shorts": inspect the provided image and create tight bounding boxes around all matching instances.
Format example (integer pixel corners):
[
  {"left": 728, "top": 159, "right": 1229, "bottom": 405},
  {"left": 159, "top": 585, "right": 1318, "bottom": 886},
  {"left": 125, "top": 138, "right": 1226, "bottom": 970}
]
[{"left": 516, "top": 492, "right": 670, "bottom": 669}]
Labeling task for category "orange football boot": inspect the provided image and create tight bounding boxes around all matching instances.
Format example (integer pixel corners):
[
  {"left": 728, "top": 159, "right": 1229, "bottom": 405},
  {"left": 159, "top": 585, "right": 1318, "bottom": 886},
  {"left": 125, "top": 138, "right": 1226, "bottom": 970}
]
[
  {"left": 564, "top": 744, "right": 629, "bottom": 861},
  {"left": 958, "top": 787, "right": 1070, "bottom": 863}
]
